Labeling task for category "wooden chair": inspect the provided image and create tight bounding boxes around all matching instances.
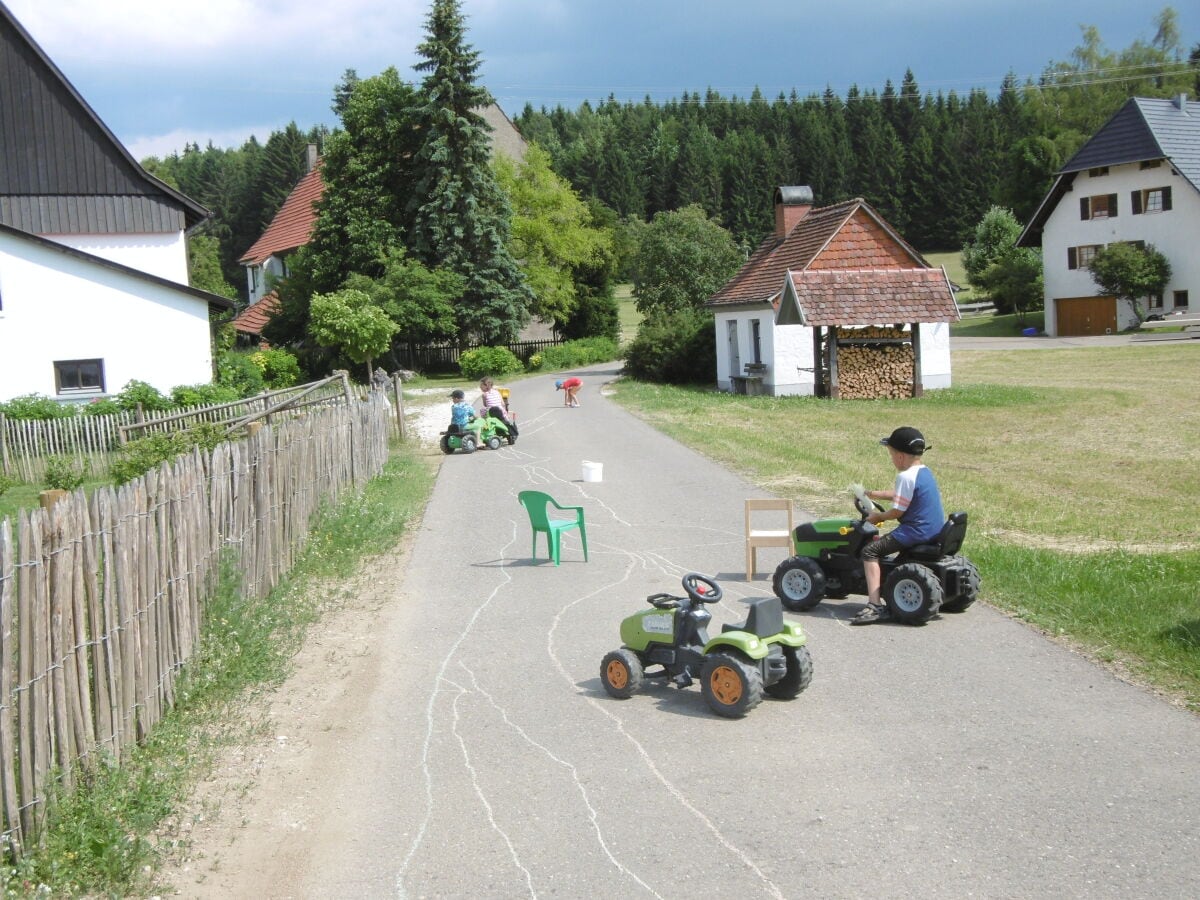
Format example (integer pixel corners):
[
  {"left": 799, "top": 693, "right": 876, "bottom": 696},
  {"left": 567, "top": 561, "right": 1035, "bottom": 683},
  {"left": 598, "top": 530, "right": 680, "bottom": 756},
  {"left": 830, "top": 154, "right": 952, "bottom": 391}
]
[
  {"left": 518, "top": 490, "right": 588, "bottom": 565},
  {"left": 745, "top": 498, "right": 793, "bottom": 580}
]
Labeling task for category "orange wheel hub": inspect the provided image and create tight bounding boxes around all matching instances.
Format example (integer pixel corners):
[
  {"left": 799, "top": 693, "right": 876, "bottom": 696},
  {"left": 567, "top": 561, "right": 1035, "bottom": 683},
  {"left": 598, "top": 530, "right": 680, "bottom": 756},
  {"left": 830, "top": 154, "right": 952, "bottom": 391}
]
[
  {"left": 708, "top": 665, "right": 743, "bottom": 705},
  {"left": 606, "top": 660, "right": 629, "bottom": 690}
]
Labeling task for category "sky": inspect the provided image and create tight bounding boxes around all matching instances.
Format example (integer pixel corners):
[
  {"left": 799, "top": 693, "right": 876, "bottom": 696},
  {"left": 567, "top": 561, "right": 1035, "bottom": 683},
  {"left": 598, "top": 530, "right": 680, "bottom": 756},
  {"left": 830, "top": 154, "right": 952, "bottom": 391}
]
[{"left": 4, "top": 0, "right": 1195, "bottom": 161}]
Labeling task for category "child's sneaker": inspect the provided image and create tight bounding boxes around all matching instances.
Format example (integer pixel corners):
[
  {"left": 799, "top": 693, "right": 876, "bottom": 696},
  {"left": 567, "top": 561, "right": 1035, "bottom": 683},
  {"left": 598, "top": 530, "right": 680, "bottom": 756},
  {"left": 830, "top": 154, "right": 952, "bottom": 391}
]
[{"left": 851, "top": 603, "right": 890, "bottom": 625}]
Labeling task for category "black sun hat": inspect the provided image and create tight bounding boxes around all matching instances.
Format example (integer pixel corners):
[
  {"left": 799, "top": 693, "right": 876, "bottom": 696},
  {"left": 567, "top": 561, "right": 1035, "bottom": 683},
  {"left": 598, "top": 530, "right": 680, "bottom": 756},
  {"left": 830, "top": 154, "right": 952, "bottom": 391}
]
[{"left": 880, "top": 426, "right": 930, "bottom": 455}]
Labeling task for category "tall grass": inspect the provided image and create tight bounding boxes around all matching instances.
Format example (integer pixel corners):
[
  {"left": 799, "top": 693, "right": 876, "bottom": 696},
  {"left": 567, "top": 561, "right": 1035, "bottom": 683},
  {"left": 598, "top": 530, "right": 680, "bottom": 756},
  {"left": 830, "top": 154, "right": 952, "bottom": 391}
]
[{"left": 611, "top": 344, "right": 1200, "bottom": 709}]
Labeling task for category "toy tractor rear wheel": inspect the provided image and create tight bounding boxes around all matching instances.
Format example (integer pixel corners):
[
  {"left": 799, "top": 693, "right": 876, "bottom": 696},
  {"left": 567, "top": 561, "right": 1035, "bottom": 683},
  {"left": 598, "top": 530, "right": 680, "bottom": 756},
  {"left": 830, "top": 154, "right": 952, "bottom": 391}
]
[
  {"left": 700, "top": 652, "right": 763, "bottom": 718},
  {"left": 883, "top": 563, "right": 944, "bottom": 625},
  {"left": 460, "top": 433, "right": 478, "bottom": 453},
  {"left": 600, "top": 649, "right": 644, "bottom": 699},
  {"left": 764, "top": 645, "right": 813, "bottom": 700},
  {"left": 939, "top": 557, "right": 981, "bottom": 613},
  {"left": 773, "top": 557, "right": 826, "bottom": 611},
  {"left": 439, "top": 434, "right": 453, "bottom": 454}
]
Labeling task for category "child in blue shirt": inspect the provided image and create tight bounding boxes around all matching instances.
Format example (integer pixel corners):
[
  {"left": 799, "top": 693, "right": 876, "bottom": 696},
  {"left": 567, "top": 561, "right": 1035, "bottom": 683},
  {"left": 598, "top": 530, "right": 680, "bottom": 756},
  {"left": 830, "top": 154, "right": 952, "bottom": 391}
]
[
  {"left": 853, "top": 426, "right": 945, "bottom": 625},
  {"left": 448, "top": 389, "right": 474, "bottom": 434}
]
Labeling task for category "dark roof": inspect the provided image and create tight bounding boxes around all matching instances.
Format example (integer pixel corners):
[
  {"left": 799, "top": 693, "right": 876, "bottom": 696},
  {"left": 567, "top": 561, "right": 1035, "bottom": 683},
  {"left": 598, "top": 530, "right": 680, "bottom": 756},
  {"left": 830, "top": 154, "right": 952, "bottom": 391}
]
[
  {"left": 0, "top": 221, "right": 234, "bottom": 312},
  {"left": 708, "top": 197, "right": 928, "bottom": 308},
  {"left": 778, "top": 268, "right": 959, "bottom": 326},
  {"left": 0, "top": 2, "right": 209, "bottom": 233},
  {"left": 1019, "top": 94, "right": 1200, "bottom": 247},
  {"left": 238, "top": 166, "right": 323, "bottom": 264}
]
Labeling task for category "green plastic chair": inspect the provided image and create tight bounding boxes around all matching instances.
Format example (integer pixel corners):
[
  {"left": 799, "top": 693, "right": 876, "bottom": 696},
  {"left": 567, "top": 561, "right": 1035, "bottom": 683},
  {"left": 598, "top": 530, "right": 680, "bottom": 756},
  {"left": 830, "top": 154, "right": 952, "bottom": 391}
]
[{"left": 518, "top": 490, "right": 588, "bottom": 565}]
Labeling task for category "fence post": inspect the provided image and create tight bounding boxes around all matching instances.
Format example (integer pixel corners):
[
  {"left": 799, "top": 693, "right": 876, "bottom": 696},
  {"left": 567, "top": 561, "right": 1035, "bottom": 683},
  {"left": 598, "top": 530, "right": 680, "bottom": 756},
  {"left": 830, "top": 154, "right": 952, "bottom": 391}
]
[
  {"left": 391, "top": 374, "right": 407, "bottom": 441},
  {"left": 336, "top": 370, "right": 353, "bottom": 406},
  {"left": 0, "top": 412, "right": 9, "bottom": 477}
]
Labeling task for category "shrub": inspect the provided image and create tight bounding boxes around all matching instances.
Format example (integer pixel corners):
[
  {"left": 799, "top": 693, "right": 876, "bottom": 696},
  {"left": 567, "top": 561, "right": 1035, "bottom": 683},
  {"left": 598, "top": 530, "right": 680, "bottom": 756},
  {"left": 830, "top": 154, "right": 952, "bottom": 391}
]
[
  {"left": 43, "top": 455, "right": 87, "bottom": 492},
  {"left": 171, "top": 383, "right": 240, "bottom": 407},
  {"left": 115, "top": 380, "right": 173, "bottom": 413},
  {"left": 623, "top": 309, "right": 716, "bottom": 384},
  {"left": 0, "top": 394, "right": 75, "bottom": 420},
  {"left": 216, "top": 351, "right": 267, "bottom": 397},
  {"left": 458, "top": 346, "right": 523, "bottom": 381},
  {"left": 531, "top": 338, "right": 619, "bottom": 371},
  {"left": 0, "top": 474, "right": 14, "bottom": 498},
  {"left": 251, "top": 348, "right": 302, "bottom": 389},
  {"left": 109, "top": 422, "right": 225, "bottom": 486},
  {"left": 81, "top": 398, "right": 121, "bottom": 416}
]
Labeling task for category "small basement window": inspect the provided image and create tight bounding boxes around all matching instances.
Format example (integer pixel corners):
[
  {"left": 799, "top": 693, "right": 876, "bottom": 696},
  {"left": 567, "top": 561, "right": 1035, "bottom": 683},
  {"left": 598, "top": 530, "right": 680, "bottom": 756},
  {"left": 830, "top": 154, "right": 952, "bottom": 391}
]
[{"left": 54, "top": 359, "right": 105, "bottom": 394}]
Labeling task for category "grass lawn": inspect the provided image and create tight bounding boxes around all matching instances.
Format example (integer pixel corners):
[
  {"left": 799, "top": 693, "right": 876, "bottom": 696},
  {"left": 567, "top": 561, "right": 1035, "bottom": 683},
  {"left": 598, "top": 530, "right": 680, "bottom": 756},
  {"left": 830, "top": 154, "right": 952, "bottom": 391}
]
[
  {"left": 615, "top": 283, "right": 641, "bottom": 345},
  {"left": 610, "top": 342, "right": 1200, "bottom": 710}
]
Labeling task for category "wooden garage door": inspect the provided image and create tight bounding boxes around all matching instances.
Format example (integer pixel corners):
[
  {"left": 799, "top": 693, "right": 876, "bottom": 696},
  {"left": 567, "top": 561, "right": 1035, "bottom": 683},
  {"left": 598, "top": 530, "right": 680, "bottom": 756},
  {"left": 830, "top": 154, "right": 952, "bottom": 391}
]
[{"left": 1056, "top": 296, "right": 1117, "bottom": 336}]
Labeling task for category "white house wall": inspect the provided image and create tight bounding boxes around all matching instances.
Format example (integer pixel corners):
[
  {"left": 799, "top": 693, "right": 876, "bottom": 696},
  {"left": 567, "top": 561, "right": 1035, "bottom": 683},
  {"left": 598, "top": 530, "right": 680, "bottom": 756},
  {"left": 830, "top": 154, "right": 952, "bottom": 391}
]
[
  {"left": 0, "top": 231, "right": 215, "bottom": 402},
  {"left": 714, "top": 311, "right": 950, "bottom": 396},
  {"left": 44, "top": 231, "right": 190, "bottom": 285},
  {"left": 1041, "top": 162, "right": 1198, "bottom": 335}
]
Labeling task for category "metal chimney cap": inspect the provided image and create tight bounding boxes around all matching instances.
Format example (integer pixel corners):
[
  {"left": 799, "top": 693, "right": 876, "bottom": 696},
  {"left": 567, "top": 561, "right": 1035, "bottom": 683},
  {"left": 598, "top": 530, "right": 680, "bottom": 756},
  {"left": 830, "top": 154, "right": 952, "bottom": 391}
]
[{"left": 776, "top": 185, "right": 814, "bottom": 205}]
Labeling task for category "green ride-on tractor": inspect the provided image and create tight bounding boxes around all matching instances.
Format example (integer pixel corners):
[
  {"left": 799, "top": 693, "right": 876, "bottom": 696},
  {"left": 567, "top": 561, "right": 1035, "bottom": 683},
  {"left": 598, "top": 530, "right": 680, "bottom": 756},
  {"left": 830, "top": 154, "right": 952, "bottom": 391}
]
[
  {"left": 439, "top": 414, "right": 515, "bottom": 454},
  {"left": 600, "top": 573, "right": 813, "bottom": 718},
  {"left": 772, "top": 486, "right": 980, "bottom": 626}
]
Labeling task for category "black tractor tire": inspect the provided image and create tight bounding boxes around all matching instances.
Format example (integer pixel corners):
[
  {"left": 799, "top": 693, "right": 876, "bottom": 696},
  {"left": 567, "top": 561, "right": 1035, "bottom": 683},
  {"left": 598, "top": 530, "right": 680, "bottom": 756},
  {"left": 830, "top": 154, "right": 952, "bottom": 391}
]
[
  {"left": 940, "top": 557, "right": 981, "bottom": 613},
  {"left": 772, "top": 557, "right": 826, "bottom": 611},
  {"left": 883, "top": 563, "right": 944, "bottom": 625},
  {"left": 460, "top": 433, "right": 478, "bottom": 454},
  {"left": 600, "top": 649, "right": 644, "bottom": 699},
  {"left": 507, "top": 432, "right": 517, "bottom": 445},
  {"left": 700, "top": 652, "right": 763, "bottom": 718},
  {"left": 764, "top": 645, "right": 814, "bottom": 700},
  {"left": 439, "top": 435, "right": 453, "bottom": 455},
  {"left": 486, "top": 435, "right": 502, "bottom": 451}
]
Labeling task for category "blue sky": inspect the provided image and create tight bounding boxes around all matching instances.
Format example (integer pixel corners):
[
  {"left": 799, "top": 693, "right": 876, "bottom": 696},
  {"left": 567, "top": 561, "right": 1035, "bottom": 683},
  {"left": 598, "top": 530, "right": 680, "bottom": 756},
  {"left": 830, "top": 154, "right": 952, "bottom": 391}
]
[{"left": 5, "top": 0, "right": 1195, "bottom": 160}]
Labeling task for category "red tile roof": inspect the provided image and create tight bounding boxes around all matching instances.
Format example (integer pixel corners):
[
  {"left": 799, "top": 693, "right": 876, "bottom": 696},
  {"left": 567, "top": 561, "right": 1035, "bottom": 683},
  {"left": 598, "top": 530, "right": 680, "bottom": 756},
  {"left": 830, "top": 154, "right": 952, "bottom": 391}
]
[
  {"left": 708, "top": 197, "right": 927, "bottom": 308},
  {"left": 783, "top": 268, "right": 959, "bottom": 326},
  {"left": 232, "top": 290, "right": 281, "bottom": 335},
  {"left": 237, "top": 166, "right": 324, "bottom": 265}
]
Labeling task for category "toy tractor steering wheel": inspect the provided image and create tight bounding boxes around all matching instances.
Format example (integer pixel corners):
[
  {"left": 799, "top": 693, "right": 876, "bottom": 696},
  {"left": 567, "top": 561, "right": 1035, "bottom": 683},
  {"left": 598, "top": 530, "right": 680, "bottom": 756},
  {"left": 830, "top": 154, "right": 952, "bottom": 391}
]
[
  {"left": 852, "top": 484, "right": 886, "bottom": 519},
  {"left": 682, "top": 573, "right": 722, "bottom": 604}
]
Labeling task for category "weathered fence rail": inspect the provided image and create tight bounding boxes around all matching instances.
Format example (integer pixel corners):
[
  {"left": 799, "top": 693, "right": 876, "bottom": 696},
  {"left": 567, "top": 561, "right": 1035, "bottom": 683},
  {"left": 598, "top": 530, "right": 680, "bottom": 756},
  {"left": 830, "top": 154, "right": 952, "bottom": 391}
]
[
  {"left": 394, "top": 337, "right": 562, "bottom": 372},
  {"left": 0, "top": 395, "right": 390, "bottom": 856}
]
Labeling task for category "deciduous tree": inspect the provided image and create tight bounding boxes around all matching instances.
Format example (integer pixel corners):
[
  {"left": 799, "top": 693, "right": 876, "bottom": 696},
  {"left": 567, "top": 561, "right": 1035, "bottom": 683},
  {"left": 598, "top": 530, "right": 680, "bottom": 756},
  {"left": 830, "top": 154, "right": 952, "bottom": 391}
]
[{"left": 1088, "top": 243, "right": 1172, "bottom": 324}]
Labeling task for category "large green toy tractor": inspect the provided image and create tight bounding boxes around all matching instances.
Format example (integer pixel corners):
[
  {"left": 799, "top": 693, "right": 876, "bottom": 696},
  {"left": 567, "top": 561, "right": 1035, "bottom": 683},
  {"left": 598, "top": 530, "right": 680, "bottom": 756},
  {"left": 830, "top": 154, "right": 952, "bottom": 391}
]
[
  {"left": 600, "top": 573, "right": 813, "bottom": 718},
  {"left": 772, "top": 487, "right": 980, "bottom": 625},
  {"left": 439, "top": 414, "right": 515, "bottom": 454}
]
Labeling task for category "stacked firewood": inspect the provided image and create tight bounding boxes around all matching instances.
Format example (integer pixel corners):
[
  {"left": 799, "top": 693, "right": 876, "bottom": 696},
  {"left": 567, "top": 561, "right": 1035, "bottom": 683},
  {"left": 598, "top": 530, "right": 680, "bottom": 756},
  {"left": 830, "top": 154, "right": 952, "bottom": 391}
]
[{"left": 834, "top": 328, "right": 914, "bottom": 399}]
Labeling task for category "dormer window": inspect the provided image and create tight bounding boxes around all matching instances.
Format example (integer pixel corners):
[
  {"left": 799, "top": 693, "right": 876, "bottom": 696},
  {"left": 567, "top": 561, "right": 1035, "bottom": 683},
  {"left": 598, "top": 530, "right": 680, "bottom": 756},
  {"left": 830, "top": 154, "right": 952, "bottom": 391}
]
[
  {"left": 1139, "top": 159, "right": 1162, "bottom": 170},
  {"left": 1087, "top": 166, "right": 1109, "bottom": 177}
]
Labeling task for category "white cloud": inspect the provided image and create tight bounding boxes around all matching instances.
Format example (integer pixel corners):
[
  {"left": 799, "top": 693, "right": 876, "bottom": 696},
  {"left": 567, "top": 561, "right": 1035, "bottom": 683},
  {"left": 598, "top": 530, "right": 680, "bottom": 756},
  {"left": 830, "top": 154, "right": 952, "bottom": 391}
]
[{"left": 125, "top": 124, "right": 285, "bottom": 161}]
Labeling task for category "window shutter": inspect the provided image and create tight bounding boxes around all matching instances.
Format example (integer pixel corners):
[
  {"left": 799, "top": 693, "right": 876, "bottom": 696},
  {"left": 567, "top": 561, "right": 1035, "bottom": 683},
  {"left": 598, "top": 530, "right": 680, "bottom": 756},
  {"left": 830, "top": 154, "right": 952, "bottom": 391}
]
[
  {"left": 1132, "top": 191, "right": 1142, "bottom": 214},
  {"left": 1080, "top": 197, "right": 1090, "bottom": 220},
  {"left": 1163, "top": 187, "right": 1172, "bottom": 211},
  {"left": 1108, "top": 193, "right": 1118, "bottom": 217},
  {"left": 1067, "top": 247, "right": 1077, "bottom": 270}
]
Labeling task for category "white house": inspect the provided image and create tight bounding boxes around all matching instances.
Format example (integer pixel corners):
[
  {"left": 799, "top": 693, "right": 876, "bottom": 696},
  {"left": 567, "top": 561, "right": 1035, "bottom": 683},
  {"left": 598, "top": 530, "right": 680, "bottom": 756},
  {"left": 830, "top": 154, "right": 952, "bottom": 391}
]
[
  {"left": 1018, "top": 94, "right": 1198, "bottom": 336},
  {"left": 0, "top": 2, "right": 232, "bottom": 403},
  {"left": 707, "top": 187, "right": 956, "bottom": 397}
]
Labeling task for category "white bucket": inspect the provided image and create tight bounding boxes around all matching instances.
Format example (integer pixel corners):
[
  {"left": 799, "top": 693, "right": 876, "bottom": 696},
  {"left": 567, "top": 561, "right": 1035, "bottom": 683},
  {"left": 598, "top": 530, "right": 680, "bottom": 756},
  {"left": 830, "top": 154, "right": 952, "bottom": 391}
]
[{"left": 582, "top": 460, "right": 603, "bottom": 483}]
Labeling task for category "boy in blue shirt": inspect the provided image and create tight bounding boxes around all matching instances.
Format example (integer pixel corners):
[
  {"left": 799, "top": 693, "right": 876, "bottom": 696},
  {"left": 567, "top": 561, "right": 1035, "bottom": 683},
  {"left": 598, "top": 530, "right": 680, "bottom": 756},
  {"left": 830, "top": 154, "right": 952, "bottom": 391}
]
[
  {"left": 448, "top": 389, "right": 473, "bottom": 434},
  {"left": 853, "top": 426, "right": 945, "bottom": 625}
]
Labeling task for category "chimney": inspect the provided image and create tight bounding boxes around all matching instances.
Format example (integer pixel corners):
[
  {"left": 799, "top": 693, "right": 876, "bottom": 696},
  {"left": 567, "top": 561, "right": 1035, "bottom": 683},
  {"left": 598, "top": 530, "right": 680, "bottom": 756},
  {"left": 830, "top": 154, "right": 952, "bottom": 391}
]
[
  {"left": 305, "top": 143, "right": 319, "bottom": 172},
  {"left": 1173, "top": 93, "right": 1188, "bottom": 112},
  {"left": 775, "top": 186, "right": 814, "bottom": 236}
]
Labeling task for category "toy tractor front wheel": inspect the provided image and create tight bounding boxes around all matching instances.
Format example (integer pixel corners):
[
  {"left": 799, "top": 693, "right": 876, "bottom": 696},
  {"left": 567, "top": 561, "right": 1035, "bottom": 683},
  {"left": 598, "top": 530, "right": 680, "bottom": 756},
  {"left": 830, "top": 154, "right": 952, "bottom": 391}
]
[
  {"left": 773, "top": 557, "right": 826, "bottom": 611},
  {"left": 939, "top": 557, "right": 981, "bottom": 613},
  {"left": 700, "top": 652, "right": 763, "bottom": 718},
  {"left": 883, "top": 563, "right": 944, "bottom": 625},
  {"left": 486, "top": 435, "right": 502, "bottom": 451},
  {"left": 764, "top": 645, "right": 813, "bottom": 700},
  {"left": 600, "top": 649, "right": 644, "bottom": 699}
]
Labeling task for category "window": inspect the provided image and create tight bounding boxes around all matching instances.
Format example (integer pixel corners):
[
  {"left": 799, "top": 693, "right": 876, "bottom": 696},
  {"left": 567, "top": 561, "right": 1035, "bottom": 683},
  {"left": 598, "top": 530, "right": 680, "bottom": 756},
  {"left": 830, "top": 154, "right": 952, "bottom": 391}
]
[
  {"left": 54, "top": 359, "right": 105, "bottom": 394},
  {"left": 1067, "top": 245, "right": 1102, "bottom": 270},
  {"left": 1080, "top": 194, "right": 1118, "bottom": 220},
  {"left": 1132, "top": 186, "right": 1172, "bottom": 214},
  {"left": 1148, "top": 294, "right": 1164, "bottom": 310},
  {"left": 1087, "top": 166, "right": 1109, "bottom": 177},
  {"left": 1174, "top": 290, "right": 1189, "bottom": 309},
  {"left": 1140, "top": 159, "right": 1162, "bottom": 170}
]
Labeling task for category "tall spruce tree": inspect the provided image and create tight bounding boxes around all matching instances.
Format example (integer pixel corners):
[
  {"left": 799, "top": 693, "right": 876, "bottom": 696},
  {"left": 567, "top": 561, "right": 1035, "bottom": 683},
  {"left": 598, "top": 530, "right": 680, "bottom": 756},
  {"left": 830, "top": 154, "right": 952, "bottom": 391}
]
[{"left": 407, "top": 0, "right": 532, "bottom": 343}]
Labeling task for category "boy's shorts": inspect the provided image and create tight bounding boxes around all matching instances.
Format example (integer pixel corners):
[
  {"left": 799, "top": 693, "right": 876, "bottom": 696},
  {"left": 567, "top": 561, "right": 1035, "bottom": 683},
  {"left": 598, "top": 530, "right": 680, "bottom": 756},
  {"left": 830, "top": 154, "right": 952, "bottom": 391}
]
[{"left": 863, "top": 531, "right": 904, "bottom": 561}]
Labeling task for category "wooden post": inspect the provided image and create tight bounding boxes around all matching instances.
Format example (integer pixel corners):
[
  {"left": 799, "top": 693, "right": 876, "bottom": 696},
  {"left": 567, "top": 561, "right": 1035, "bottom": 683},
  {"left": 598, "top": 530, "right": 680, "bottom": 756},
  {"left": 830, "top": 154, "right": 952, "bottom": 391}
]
[
  {"left": 811, "top": 329, "right": 823, "bottom": 397},
  {"left": 910, "top": 322, "right": 924, "bottom": 398},
  {"left": 336, "top": 370, "right": 353, "bottom": 406},
  {"left": 0, "top": 412, "right": 9, "bottom": 478},
  {"left": 391, "top": 374, "right": 407, "bottom": 441},
  {"left": 828, "top": 327, "right": 841, "bottom": 400}
]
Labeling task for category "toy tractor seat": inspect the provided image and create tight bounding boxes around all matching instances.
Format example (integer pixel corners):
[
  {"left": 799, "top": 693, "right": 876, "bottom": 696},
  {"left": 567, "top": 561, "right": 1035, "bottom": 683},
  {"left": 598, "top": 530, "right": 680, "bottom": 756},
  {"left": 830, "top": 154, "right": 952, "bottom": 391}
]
[
  {"left": 905, "top": 512, "right": 969, "bottom": 561},
  {"left": 722, "top": 597, "right": 784, "bottom": 638}
]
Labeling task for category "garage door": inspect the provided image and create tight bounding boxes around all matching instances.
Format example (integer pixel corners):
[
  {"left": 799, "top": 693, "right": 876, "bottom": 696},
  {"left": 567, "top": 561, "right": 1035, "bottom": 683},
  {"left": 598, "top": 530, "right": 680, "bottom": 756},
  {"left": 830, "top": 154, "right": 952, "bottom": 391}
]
[{"left": 1056, "top": 296, "right": 1117, "bottom": 336}]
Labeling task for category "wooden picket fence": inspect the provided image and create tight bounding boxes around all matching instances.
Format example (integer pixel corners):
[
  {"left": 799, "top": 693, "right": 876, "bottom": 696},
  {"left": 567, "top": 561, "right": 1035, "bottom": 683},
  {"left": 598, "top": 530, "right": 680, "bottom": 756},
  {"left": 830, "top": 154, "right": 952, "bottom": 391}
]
[
  {"left": 0, "top": 394, "right": 390, "bottom": 857},
  {"left": 0, "top": 374, "right": 367, "bottom": 484}
]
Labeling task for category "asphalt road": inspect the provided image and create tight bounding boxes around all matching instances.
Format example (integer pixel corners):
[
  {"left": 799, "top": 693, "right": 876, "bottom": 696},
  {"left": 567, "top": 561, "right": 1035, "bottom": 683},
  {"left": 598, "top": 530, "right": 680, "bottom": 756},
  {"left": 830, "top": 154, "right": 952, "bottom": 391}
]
[{"left": 203, "top": 363, "right": 1200, "bottom": 899}]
